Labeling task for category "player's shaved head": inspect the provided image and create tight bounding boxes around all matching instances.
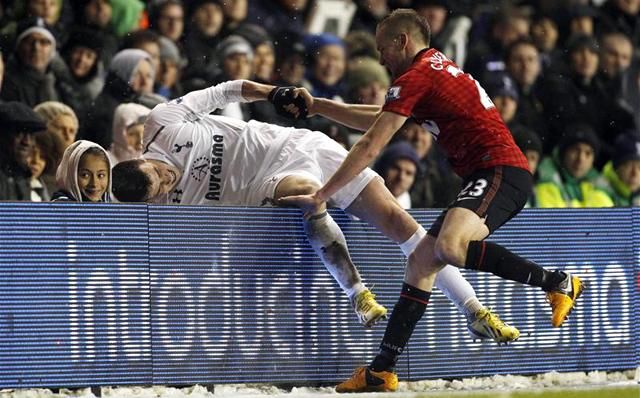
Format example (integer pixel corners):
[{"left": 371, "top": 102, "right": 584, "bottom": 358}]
[
  {"left": 378, "top": 8, "right": 431, "bottom": 47},
  {"left": 112, "top": 159, "right": 152, "bottom": 202}
]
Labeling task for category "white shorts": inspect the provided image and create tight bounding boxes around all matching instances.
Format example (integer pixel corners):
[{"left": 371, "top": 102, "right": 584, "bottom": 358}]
[{"left": 244, "top": 129, "right": 379, "bottom": 209}]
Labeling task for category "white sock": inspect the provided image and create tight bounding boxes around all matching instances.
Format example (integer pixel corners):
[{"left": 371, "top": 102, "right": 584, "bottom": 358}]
[
  {"left": 434, "top": 265, "right": 483, "bottom": 320},
  {"left": 399, "top": 226, "right": 427, "bottom": 257},
  {"left": 304, "top": 212, "right": 365, "bottom": 299}
]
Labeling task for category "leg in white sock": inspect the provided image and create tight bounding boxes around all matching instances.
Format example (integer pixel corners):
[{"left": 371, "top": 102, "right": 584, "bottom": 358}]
[{"left": 304, "top": 211, "right": 365, "bottom": 299}]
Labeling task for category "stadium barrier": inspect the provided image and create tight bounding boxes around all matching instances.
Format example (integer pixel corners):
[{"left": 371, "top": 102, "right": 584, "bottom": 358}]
[{"left": 0, "top": 202, "right": 638, "bottom": 388}]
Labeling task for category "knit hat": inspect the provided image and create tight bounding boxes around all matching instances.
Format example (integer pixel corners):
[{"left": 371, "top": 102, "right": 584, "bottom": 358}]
[
  {"left": 346, "top": 57, "right": 390, "bottom": 97},
  {"left": 234, "top": 24, "right": 273, "bottom": 49},
  {"left": 0, "top": 102, "right": 46, "bottom": 135},
  {"left": 158, "top": 36, "right": 187, "bottom": 67},
  {"left": 16, "top": 17, "right": 56, "bottom": 48},
  {"left": 612, "top": 132, "right": 640, "bottom": 169},
  {"left": 566, "top": 34, "right": 599, "bottom": 54},
  {"left": 305, "top": 33, "right": 344, "bottom": 57},
  {"left": 558, "top": 123, "right": 600, "bottom": 157},
  {"left": 373, "top": 141, "right": 422, "bottom": 175},
  {"left": 510, "top": 124, "right": 542, "bottom": 155},
  {"left": 217, "top": 35, "right": 253, "bottom": 60},
  {"left": 109, "top": 49, "right": 155, "bottom": 83},
  {"left": 484, "top": 72, "right": 519, "bottom": 101},
  {"left": 64, "top": 27, "right": 105, "bottom": 55}
]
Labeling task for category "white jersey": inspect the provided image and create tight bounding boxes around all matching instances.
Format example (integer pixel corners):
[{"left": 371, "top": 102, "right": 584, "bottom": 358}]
[{"left": 143, "top": 80, "right": 378, "bottom": 208}]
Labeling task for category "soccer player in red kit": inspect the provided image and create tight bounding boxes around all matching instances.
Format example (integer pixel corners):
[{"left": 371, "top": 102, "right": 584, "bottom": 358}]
[{"left": 280, "top": 8, "right": 584, "bottom": 392}]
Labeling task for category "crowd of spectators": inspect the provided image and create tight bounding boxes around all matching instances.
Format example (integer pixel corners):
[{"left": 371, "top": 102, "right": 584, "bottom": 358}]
[{"left": 0, "top": 0, "right": 638, "bottom": 208}]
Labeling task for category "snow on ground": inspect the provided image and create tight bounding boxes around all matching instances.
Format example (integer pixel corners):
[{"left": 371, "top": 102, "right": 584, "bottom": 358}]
[{"left": 0, "top": 370, "right": 637, "bottom": 398}]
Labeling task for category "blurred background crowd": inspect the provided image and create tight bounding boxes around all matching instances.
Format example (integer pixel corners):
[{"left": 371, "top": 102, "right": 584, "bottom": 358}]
[{"left": 0, "top": 0, "right": 638, "bottom": 208}]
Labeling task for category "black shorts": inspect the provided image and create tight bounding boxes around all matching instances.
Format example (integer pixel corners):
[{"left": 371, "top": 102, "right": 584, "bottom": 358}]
[{"left": 427, "top": 166, "right": 532, "bottom": 237}]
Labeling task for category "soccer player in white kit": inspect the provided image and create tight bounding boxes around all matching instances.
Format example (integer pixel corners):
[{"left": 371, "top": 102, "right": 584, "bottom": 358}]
[{"left": 112, "top": 79, "right": 519, "bottom": 342}]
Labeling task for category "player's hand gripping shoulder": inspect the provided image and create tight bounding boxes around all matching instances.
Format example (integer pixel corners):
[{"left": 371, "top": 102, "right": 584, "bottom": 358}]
[{"left": 268, "top": 86, "right": 312, "bottom": 120}]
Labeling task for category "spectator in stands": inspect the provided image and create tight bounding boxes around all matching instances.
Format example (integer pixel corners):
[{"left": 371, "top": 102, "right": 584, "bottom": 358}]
[
  {"left": 568, "top": 4, "right": 598, "bottom": 37},
  {"left": 465, "top": 7, "right": 530, "bottom": 84},
  {"left": 81, "top": 49, "right": 165, "bottom": 149},
  {"left": 483, "top": 72, "right": 519, "bottom": 127},
  {"left": 182, "top": 0, "right": 225, "bottom": 92},
  {"left": 602, "top": 132, "right": 640, "bottom": 206},
  {"left": 345, "top": 57, "right": 389, "bottom": 106},
  {"left": 2, "top": 17, "right": 61, "bottom": 107},
  {"left": 123, "top": 30, "right": 162, "bottom": 81},
  {"left": 149, "top": 0, "right": 185, "bottom": 43},
  {"left": 394, "top": 120, "right": 461, "bottom": 208},
  {"left": 28, "top": 130, "right": 65, "bottom": 201},
  {"left": 511, "top": 124, "right": 543, "bottom": 207},
  {"left": 272, "top": 30, "right": 306, "bottom": 87},
  {"left": 414, "top": 0, "right": 472, "bottom": 65},
  {"left": 108, "top": 103, "right": 150, "bottom": 163},
  {"left": 246, "top": 0, "right": 308, "bottom": 37},
  {"left": 24, "top": 0, "right": 74, "bottom": 45},
  {"left": 34, "top": 101, "right": 79, "bottom": 150},
  {"left": 373, "top": 141, "right": 421, "bottom": 209},
  {"left": 0, "top": 102, "right": 46, "bottom": 201},
  {"left": 104, "top": 0, "right": 145, "bottom": 38},
  {"left": 74, "top": 0, "right": 120, "bottom": 65},
  {"left": 504, "top": 39, "right": 550, "bottom": 152},
  {"left": 234, "top": 24, "right": 275, "bottom": 84},
  {"left": 344, "top": 30, "right": 378, "bottom": 60},
  {"left": 543, "top": 34, "right": 632, "bottom": 162},
  {"left": 60, "top": 28, "right": 106, "bottom": 102},
  {"left": 51, "top": 140, "right": 112, "bottom": 202},
  {"left": 535, "top": 124, "right": 614, "bottom": 208},
  {"left": 620, "top": 61, "right": 640, "bottom": 130},
  {"left": 305, "top": 33, "right": 346, "bottom": 101},
  {"left": 530, "top": 13, "right": 563, "bottom": 74},
  {"left": 220, "top": 0, "right": 248, "bottom": 34},
  {"left": 597, "top": 0, "right": 640, "bottom": 45},
  {"left": 595, "top": 31, "right": 633, "bottom": 97},
  {"left": 351, "top": 0, "right": 390, "bottom": 34},
  {"left": 215, "top": 35, "right": 253, "bottom": 120},
  {"left": 156, "top": 36, "right": 185, "bottom": 98}
]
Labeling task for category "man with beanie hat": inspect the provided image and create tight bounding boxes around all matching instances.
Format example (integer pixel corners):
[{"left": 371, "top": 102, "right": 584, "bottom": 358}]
[
  {"left": 602, "top": 132, "right": 640, "bottom": 206},
  {"left": 346, "top": 57, "right": 390, "bottom": 105},
  {"left": 0, "top": 102, "right": 47, "bottom": 200},
  {"left": 535, "top": 123, "right": 614, "bottom": 208},
  {"left": 1, "top": 17, "right": 60, "bottom": 107},
  {"left": 373, "top": 141, "right": 421, "bottom": 208}
]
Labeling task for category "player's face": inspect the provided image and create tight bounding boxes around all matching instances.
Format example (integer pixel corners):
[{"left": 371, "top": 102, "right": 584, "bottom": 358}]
[
  {"left": 376, "top": 26, "right": 404, "bottom": 79},
  {"left": 140, "top": 159, "right": 182, "bottom": 201},
  {"left": 616, "top": 159, "right": 640, "bottom": 192},
  {"left": 562, "top": 142, "right": 595, "bottom": 179},
  {"left": 384, "top": 158, "right": 417, "bottom": 198},
  {"left": 77, "top": 153, "right": 109, "bottom": 202}
]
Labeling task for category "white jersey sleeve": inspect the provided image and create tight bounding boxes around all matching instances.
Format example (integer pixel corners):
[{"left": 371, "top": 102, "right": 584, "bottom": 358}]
[{"left": 143, "top": 80, "right": 247, "bottom": 142}]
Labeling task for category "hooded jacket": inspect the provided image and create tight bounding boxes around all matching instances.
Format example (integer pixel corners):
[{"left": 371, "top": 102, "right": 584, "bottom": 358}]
[
  {"left": 52, "top": 140, "right": 112, "bottom": 202},
  {"left": 109, "top": 103, "right": 150, "bottom": 164}
]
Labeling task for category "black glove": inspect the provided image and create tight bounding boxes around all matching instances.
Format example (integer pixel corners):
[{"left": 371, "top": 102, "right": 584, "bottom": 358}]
[{"left": 268, "top": 86, "right": 308, "bottom": 120}]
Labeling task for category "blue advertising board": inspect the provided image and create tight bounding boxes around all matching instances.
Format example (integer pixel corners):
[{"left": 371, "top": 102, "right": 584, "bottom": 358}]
[{"left": 0, "top": 203, "right": 638, "bottom": 388}]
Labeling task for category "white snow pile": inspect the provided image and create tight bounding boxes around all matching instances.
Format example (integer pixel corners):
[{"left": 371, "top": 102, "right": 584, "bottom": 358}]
[{"left": 0, "top": 369, "right": 637, "bottom": 398}]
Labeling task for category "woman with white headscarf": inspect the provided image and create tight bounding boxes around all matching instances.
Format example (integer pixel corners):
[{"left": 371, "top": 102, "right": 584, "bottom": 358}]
[
  {"left": 51, "top": 140, "right": 112, "bottom": 202},
  {"left": 109, "top": 103, "right": 150, "bottom": 163}
]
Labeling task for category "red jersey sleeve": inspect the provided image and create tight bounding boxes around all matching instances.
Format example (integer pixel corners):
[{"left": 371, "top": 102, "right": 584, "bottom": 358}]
[{"left": 382, "top": 69, "right": 433, "bottom": 117}]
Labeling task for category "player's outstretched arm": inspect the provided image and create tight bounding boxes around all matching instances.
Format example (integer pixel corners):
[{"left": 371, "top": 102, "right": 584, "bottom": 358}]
[{"left": 289, "top": 87, "right": 381, "bottom": 131}]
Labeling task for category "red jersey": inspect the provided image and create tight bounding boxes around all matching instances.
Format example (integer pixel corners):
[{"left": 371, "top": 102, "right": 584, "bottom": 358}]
[{"left": 382, "top": 48, "right": 529, "bottom": 177}]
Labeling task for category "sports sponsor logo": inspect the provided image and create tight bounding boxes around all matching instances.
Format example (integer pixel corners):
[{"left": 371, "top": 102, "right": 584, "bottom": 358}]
[
  {"left": 205, "top": 134, "right": 224, "bottom": 200},
  {"left": 385, "top": 86, "right": 401, "bottom": 102}
]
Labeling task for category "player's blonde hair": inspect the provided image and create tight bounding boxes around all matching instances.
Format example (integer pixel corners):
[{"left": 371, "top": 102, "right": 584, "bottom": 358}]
[{"left": 378, "top": 8, "right": 431, "bottom": 46}]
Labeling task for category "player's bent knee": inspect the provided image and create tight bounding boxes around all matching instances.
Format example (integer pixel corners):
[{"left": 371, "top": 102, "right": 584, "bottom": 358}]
[{"left": 434, "top": 237, "right": 467, "bottom": 267}]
